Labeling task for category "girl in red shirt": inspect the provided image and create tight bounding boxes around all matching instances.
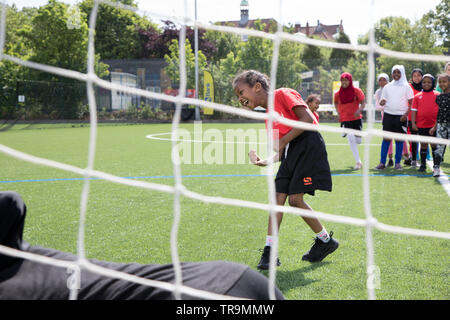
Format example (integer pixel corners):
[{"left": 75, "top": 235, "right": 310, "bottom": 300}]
[
  {"left": 406, "top": 68, "right": 424, "bottom": 166},
  {"left": 233, "top": 70, "right": 338, "bottom": 270},
  {"left": 333, "top": 72, "right": 365, "bottom": 170},
  {"left": 411, "top": 74, "right": 440, "bottom": 173}
]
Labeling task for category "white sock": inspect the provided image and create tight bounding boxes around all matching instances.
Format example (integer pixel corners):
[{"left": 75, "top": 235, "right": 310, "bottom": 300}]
[
  {"left": 316, "top": 228, "right": 330, "bottom": 243},
  {"left": 265, "top": 236, "right": 273, "bottom": 247},
  {"left": 348, "top": 134, "right": 361, "bottom": 163}
]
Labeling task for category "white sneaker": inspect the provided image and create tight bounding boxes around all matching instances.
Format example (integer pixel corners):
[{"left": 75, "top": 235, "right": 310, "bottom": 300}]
[
  {"left": 411, "top": 160, "right": 418, "bottom": 167},
  {"left": 354, "top": 162, "right": 362, "bottom": 170},
  {"left": 433, "top": 166, "right": 440, "bottom": 177}
]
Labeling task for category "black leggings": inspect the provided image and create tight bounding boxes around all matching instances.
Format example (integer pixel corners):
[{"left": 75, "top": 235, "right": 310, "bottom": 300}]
[{"left": 408, "top": 122, "right": 418, "bottom": 160}]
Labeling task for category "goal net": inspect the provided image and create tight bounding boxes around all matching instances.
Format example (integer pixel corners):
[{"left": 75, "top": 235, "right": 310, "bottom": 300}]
[{"left": 0, "top": 0, "right": 449, "bottom": 300}]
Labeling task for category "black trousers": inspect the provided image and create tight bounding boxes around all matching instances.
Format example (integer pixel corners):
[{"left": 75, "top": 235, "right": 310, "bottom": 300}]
[{"left": 0, "top": 191, "right": 284, "bottom": 300}]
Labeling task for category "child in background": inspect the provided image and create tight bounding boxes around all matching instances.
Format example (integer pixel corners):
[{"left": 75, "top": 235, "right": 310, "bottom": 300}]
[
  {"left": 374, "top": 73, "right": 394, "bottom": 166},
  {"left": 406, "top": 68, "right": 424, "bottom": 167},
  {"left": 334, "top": 72, "right": 366, "bottom": 170},
  {"left": 431, "top": 74, "right": 450, "bottom": 176},
  {"left": 233, "top": 70, "right": 338, "bottom": 270},
  {"left": 376, "top": 65, "right": 414, "bottom": 170},
  {"left": 306, "top": 94, "right": 321, "bottom": 123},
  {"left": 436, "top": 62, "right": 450, "bottom": 93},
  {"left": 411, "top": 74, "right": 440, "bottom": 175}
]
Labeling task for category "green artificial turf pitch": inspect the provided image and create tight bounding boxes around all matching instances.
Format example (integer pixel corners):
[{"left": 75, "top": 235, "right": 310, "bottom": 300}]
[{"left": 1, "top": 122, "right": 448, "bottom": 300}]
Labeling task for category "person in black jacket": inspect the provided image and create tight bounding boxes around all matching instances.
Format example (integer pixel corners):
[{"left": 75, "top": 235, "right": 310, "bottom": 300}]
[{"left": 0, "top": 191, "right": 284, "bottom": 300}]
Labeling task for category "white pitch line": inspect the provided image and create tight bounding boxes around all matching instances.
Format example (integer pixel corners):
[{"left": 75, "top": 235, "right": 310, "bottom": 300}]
[
  {"left": 146, "top": 132, "right": 379, "bottom": 146},
  {"left": 426, "top": 160, "right": 450, "bottom": 197}
]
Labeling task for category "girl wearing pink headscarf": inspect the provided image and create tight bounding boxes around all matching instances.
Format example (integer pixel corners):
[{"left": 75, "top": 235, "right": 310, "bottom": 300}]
[{"left": 334, "top": 72, "right": 366, "bottom": 170}]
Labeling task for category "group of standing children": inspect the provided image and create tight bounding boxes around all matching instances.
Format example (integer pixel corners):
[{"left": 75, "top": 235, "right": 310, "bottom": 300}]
[
  {"left": 230, "top": 62, "right": 449, "bottom": 271},
  {"left": 374, "top": 63, "right": 450, "bottom": 177}
]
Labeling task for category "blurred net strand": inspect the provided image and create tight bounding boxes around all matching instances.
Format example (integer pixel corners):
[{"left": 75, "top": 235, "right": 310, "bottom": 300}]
[
  {"left": 1, "top": 142, "right": 449, "bottom": 240},
  {"left": 362, "top": 0, "right": 377, "bottom": 300},
  {"left": 264, "top": 0, "right": 283, "bottom": 299},
  {"left": 1, "top": 32, "right": 448, "bottom": 145},
  {"left": 68, "top": 0, "right": 101, "bottom": 301},
  {"left": 0, "top": 141, "right": 450, "bottom": 300},
  {"left": 168, "top": 2, "right": 190, "bottom": 300},
  {"left": 2, "top": 52, "right": 449, "bottom": 145},
  {"left": 0, "top": 0, "right": 449, "bottom": 301},
  {"left": 99, "top": 0, "right": 449, "bottom": 62},
  {"left": 0, "top": 2, "right": 5, "bottom": 59}
]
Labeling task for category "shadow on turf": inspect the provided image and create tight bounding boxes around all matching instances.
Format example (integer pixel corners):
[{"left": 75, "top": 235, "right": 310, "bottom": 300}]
[
  {"left": 440, "top": 162, "right": 449, "bottom": 170},
  {"left": 330, "top": 168, "right": 357, "bottom": 175},
  {"left": 365, "top": 165, "right": 434, "bottom": 177},
  {"left": 259, "top": 261, "right": 331, "bottom": 291}
]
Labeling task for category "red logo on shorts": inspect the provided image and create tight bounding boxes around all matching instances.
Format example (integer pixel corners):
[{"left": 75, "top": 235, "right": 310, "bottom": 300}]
[{"left": 303, "top": 177, "right": 312, "bottom": 185}]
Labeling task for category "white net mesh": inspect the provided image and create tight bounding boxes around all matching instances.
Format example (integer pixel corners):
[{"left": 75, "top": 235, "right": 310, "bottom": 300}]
[{"left": 0, "top": 0, "right": 449, "bottom": 300}]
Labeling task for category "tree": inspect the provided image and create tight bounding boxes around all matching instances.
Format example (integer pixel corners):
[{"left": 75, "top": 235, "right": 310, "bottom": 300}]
[
  {"left": 302, "top": 40, "right": 325, "bottom": 70},
  {"left": 79, "top": 0, "right": 154, "bottom": 59},
  {"left": 0, "top": 5, "right": 36, "bottom": 117},
  {"left": 312, "top": 66, "right": 341, "bottom": 104},
  {"left": 21, "top": 0, "right": 108, "bottom": 119},
  {"left": 329, "top": 31, "right": 354, "bottom": 67},
  {"left": 204, "top": 25, "right": 240, "bottom": 64},
  {"left": 164, "top": 38, "right": 207, "bottom": 91},
  {"left": 373, "top": 16, "right": 445, "bottom": 77},
  {"left": 277, "top": 40, "right": 308, "bottom": 90},
  {"left": 345, "top": 52, "right": 368, "bottom": 92},
  {"left": 423, "top": 0, "right": 449, "bottom": 51},
  {"left": 138, "top": 20, "right": 217, "bottom": 60},
  {"left": 0, "top": 5, "right": 35, "bottom": 88},
  {"left": 236, "top": 20, "right": 273, "bottom": 75},
  {"left": 209, "top": 51, "right": 242, "bottom": 107}
]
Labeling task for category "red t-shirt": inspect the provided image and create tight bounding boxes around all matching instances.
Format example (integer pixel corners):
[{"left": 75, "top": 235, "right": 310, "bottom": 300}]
[
  {"left": 265, "top": 88, "right": 315, "bottom": 140},
  {"left": 334, "top": 87, "right": 365, "bottom": 122},
  {"left": 408, "top": 83, "right": 422, "bottom": 120},
  {"left": 411, "top": 90, "right": 439, "bottom": 128}
]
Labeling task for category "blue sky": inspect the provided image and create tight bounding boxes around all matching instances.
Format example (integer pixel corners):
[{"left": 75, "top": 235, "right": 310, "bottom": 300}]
[{"left": 5, "top": 0, "right": 442, "bottom": 44}]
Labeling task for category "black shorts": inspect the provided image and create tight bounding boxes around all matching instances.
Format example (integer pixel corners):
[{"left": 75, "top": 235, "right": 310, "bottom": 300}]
[
  {"left": 407, "top": 121, "right": 418, "bottom": 134},
  {"left": 340, "top": 119, "right": 362, "bottom": 131},
  {"left": 275, "top": 131, "right": 332, "bottom": 196},
  {"left": 383, "top": 112, "right": 408, "bottom": 134},
  {"left": 417, "top": 127, "right": 436, "bottom": 137}
]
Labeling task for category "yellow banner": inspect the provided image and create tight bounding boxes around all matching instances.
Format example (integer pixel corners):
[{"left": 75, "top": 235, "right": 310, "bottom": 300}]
[
  {"left": 203, "top": 70, "right": 214, "bottom": 115},
  {"left": 332, "top": 81, "right": 340, "bottom": 105}
]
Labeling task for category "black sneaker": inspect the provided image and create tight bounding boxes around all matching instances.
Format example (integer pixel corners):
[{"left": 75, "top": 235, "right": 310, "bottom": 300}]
[
  {"left": 302, "top": 231, "right": 339, "bottom": 263},
  {"left": 418, "top": 164, "right": 426, "bottom": 172},
  {"left": 387, "top": 159, "right": 394, "bottom": 167},
  {"left": 403, "top": 158, "right": 411, "bottom": 166},
  {"left": 257, "top": 246, "right": 281, "bottom": 270},
  {"left": 375, "top": 163, "right": 386, "bottom": 170}
]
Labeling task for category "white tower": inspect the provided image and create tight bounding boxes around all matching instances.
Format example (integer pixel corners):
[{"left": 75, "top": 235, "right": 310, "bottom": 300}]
[
  {"left": 239, "top": 0, "right": 249, "bottom": 27},
  {"left": 239, "top": 0, "right": 249, "bottom": 41}
]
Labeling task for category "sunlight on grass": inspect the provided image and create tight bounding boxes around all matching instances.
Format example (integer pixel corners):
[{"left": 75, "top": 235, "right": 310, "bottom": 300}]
[{"left": 1, "top": 122, "right": 448, "bottom": 300}]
